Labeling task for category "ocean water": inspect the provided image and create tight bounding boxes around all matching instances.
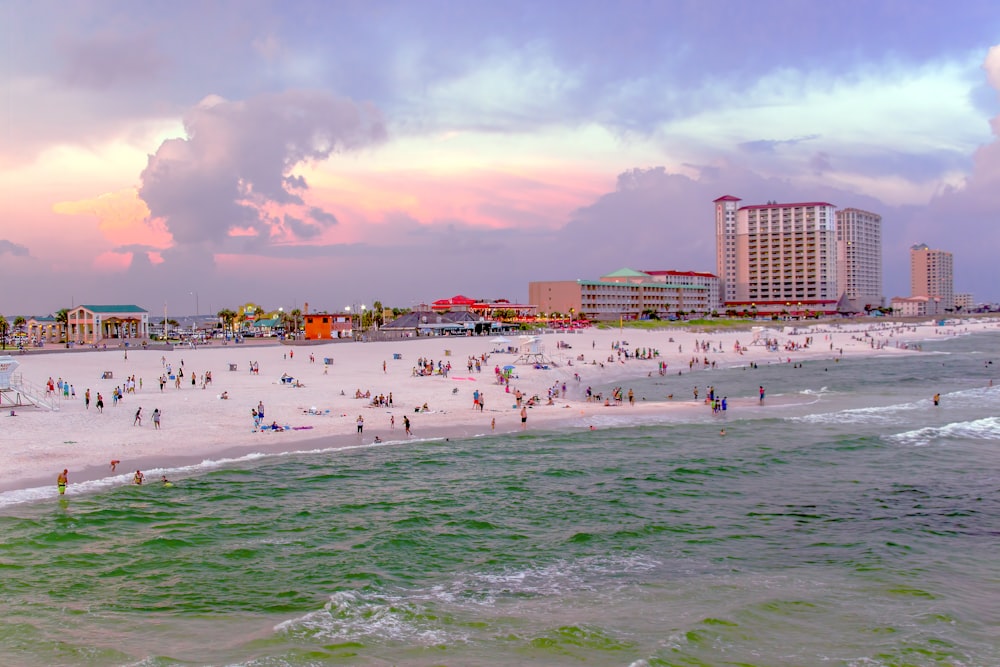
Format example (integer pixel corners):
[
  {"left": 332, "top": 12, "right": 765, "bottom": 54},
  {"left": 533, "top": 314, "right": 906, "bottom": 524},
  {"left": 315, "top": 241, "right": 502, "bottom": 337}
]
[{"left": 1, "top": 331, "right": 999, "bottom": 666}]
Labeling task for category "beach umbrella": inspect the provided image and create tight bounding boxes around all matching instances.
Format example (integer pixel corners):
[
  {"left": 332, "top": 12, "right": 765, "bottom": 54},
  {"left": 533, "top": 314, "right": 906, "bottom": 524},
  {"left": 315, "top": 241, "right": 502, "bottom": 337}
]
[{"left": 503, "top": 365, "right": 516, "bottom": 370}]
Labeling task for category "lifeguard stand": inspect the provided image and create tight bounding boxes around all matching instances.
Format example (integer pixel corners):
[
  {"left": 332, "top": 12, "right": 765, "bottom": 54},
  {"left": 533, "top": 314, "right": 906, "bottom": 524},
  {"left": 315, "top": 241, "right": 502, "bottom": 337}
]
[{"left": 0, "top": 355, "right": 58, "bottom": 411}]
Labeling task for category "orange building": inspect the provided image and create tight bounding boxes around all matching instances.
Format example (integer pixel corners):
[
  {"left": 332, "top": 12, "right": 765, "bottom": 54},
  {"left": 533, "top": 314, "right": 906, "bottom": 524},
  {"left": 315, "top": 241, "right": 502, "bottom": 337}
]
[{"left": 303, "top": 313, "right": 352, "bottom": 340}]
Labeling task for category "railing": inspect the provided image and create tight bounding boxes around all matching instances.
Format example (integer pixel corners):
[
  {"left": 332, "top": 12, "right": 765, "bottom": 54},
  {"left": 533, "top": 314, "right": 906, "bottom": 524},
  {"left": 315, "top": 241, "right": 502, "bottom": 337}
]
[{"left": 7, "top": 372, "right": 59, "bottom": 411}]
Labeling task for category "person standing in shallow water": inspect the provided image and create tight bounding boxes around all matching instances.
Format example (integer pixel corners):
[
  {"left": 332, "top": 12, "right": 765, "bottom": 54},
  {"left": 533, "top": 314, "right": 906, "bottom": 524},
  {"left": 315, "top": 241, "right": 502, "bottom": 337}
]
[
  {"left": 933, "top": 393, "right": 940, "bottom": 406},
  {"left": 57, "top": 469, "right": 68, "bottom": 495}
]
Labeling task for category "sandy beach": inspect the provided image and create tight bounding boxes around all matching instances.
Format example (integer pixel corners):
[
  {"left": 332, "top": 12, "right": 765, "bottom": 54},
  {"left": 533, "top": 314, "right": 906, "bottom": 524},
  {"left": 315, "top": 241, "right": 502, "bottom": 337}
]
[{"left": 2, "top": 317, "right": 992, "bottom": 497}]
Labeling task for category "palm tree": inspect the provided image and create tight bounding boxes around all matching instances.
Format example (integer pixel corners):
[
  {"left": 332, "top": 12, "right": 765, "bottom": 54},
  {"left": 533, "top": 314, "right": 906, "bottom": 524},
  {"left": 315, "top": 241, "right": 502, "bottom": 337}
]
[
  {"left": 0, "top": 314, "right": 8, "bottom": 350},
  {"left": 372, "top": 301, "right": 383, "bottom": 328},
  {"left": 217, "top": 309, "right": 237, "bottom": 337},
  {"left": 13, "top": 315, "right": 26, "bottom": 331},
  {"left": 55, "top": 308, "right": 69, "bottom": 342},
  {"left": 290, "top": 308, "right": 302, "bottom": 336}
]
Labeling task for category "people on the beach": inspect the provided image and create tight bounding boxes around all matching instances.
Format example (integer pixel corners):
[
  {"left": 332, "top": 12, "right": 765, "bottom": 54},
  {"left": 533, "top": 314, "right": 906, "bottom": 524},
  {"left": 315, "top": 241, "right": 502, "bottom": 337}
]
[
  {"left": 403, "top": 415, "right": 411, "bottom": 436},
  {"left": 933, "top": 393, "right": 940, "bottom": 406},
  {"left": 520, "top": 406, "right": 527, "bottom": 429},
  {"left": 133, "top": 470, "right": 145, "bottom": 485},
  {"left": 152, "top": 408, "right": 161, "bottom": 429},
  {"left": 759, "top": 386, "right": 765, "bottom": 403},
  {"left": 134, "top": 407, "right": 142, "bottom": 426},
  {"left": 110, "top": 460, "right": 120, "bottom": 472},
  {"left": 161, "top": 476, "right": 173, "bottom": 487},
  {"left": 356, "top": 415, "right": 364, "bottom": 434},
  {"left": 57, "top": 469, "right": 68, "bottom": 495}
]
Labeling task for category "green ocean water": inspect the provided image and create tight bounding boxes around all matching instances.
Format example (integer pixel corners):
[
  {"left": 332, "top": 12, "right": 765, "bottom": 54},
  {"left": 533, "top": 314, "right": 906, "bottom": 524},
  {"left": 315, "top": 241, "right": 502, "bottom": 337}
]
[{"left": 1, "top": 330, "right": 999, "bottom": 666}]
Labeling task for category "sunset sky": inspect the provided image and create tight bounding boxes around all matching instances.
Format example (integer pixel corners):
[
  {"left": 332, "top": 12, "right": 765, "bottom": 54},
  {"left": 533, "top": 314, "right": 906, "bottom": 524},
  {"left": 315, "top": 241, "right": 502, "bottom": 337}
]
[{"left": 3, "top": 0, "right": 1000, "bottom": 316}]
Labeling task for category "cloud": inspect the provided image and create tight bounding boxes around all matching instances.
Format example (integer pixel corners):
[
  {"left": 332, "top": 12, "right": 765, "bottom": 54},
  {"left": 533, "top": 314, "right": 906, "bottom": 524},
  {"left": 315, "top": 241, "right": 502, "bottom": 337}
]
[
  {"left": 739, "top": 135, "right": 820, "bottom": 155},
  {"left": 138, "top": 90, "right": 387, "bottom": 248},
  {"left": 55, "top": 32, "right": 167, "bottom": 89},
  {"left": 0, "top": 240, "right": 30, "bottom": 257}
]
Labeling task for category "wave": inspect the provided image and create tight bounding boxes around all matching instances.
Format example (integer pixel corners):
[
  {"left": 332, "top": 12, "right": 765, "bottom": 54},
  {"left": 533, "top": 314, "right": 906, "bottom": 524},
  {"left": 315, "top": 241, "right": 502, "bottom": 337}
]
[
  {"left": 0, "top": 436, "right": 448, "bottom": 509},
  {"left": 274, "top": 553, "right": 662, "bottom": 644},
  {"left": 887, "top": 416, "right": 1000, "bottom": 447}
]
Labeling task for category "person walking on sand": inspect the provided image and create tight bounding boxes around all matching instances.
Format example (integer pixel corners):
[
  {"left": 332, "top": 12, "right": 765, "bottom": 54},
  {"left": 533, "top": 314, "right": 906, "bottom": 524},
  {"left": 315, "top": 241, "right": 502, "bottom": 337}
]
[
  {"left": 759, "top": 386, "right": 765, "bottom": 403},
  {"left": 390, "top": 415, "right": 395, "bottom": 430},
  {"left": 57, "top": 469, "right": 68, "bottom": 495},
  {"left": 96, "top": 392, "right": 104, "bottom": 413},
  {"left": 152, "top": 408, "right": 161, "bottom": 429},
  {"left": 134, "top": 407, "right": 142, "bottom": 426},
  {"left": 356, "top": 415, "right": 364, "bottom": 434},
  {"left": 403, "top": 415, "right": 411, "bottom": 436},
  {"left": 520, "top": 406, "right": 527, "bottom": 430},
  {"left": 85, "top": 388, "right": 91, "bottom": 410}
]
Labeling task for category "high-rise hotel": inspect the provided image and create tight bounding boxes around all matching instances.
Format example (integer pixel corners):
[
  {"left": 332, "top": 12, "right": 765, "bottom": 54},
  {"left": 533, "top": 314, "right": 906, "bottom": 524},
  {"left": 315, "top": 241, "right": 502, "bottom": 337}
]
[
  {"left": 910, "top": 243, "right": 954, "bottom": 311},
  {"left": 714, "top": 196, "right": 883, "bottom": 314},
  {"left": 836, "top": 208, "right": 884, "bottom": 310}
]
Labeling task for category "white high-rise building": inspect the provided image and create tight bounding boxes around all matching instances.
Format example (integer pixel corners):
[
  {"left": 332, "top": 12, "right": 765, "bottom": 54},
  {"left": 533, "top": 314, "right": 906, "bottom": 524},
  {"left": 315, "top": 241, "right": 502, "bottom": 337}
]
[{"left": 835, "top": 208, "right": 883, "bottom": 309}]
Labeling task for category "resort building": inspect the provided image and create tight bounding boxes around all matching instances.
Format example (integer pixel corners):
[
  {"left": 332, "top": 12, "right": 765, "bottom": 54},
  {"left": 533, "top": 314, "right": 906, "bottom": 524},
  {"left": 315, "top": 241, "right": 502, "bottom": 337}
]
[
  {"left": 714, "top": 196, "right": 841, "bottom": 315},
  {"left": 890, "top": 296, "right": 939, "bottom": 317},
  {"left": 429, "top": 295, "right": 537, "bottom": 319},
  {"left": 66, "top": 305, "right": 149, "bottom": 344},
  {"left": 910, "top": 243, "right": 954, "bottom": 312},
  {"left": 529, "top": 268, "right": 719, "bottom": 321},
  {"left": 835, "top": 208, "right": 884, "bottom": 310},
  {"left": 26, "top": 315, "right": 65, "bottom": 344}
]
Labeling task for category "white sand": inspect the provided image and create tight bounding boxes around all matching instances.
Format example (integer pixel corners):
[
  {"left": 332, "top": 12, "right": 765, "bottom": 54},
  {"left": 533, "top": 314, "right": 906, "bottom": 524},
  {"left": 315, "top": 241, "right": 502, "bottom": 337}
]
[{"left": 2, "top": 318, "right": 992, "bottom": 495}]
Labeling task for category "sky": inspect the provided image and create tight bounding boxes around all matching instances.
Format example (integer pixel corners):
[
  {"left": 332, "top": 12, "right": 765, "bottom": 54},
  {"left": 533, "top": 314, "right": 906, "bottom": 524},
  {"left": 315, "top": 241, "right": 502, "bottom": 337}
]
[{"left": 3, "top": 0, "right": 1000, "bottom": 317}]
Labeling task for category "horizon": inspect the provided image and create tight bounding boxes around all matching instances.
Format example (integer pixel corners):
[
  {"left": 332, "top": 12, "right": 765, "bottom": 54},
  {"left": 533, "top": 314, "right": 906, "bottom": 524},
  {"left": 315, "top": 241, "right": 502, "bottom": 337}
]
[{"left": 3, "top": 1, "right": 1000, "bottom": 314}]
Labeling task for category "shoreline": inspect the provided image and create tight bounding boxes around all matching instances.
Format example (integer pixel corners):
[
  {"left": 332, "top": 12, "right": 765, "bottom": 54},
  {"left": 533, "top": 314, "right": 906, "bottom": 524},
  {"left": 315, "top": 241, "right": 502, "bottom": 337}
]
[{"left": 2, "top": 317, "right": 995, "bottom": 504}]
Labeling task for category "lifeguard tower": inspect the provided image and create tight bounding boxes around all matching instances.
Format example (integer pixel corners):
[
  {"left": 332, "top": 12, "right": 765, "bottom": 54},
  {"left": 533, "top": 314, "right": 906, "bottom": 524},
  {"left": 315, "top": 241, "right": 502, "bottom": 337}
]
[
  {"left": 0, "top": 356, "right": 58, "bottom": 411},
  {"left": 515, "top": 336, "right": 556, "bottom": 366}
]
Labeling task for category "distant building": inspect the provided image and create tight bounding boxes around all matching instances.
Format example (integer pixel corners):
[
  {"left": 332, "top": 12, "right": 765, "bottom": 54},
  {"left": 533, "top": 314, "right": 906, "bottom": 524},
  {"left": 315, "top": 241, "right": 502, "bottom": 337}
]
[
  {"left": 67, "top": 305, "right": 149, "bottom": 344},
  {"left": 430, "top": 295, "right": 536, "bottom": 319},
  {"left": 529, "top": 268, "right": 719, "bottom": 321},
  {"left": 954, "top": 293, "right": 974, "bottom": 310},
  {"left": 890, "top": 295, "right": 943, "bottom": 317},
  {"left": 836, "top": 208, "right": 883, "bottom": 310},
  {"left": 910, "top": 244, "right": 954, "bottom": 311}
]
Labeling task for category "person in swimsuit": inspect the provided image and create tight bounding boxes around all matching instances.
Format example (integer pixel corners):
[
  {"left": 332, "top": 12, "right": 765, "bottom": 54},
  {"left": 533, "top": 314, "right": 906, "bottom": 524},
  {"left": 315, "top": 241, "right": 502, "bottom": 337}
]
[
  {"left": 133, "top": 470, "right": 145, "bottom": 485},
  {"left": 57, "top": 469, "right": 68, "bottom": 495}
]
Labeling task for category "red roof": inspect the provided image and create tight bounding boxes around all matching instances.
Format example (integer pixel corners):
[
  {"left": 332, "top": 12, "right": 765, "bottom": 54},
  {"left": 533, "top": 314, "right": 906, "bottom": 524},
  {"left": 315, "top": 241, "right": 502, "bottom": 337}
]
[
  {"left": 644, "top": 270, "right": 718, "bottom": 278},
  {"left": 739, "top": 202, "right": 834, "bottom": 211},
  {"left": 713, "top": 195, "right": 741, "bottom": 202}
]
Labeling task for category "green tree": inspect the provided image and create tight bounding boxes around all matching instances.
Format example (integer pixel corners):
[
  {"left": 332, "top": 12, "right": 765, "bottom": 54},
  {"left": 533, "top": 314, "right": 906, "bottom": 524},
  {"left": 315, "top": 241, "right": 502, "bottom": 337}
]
[
  {"left": 217, "top": 309, "right": 237, "bottom": 337},
  {"left": 13, "top": 315, "right": 26, "bottom": 330},
  {"left": 0, "top": 314, "right": 8, "bottom": 350}
]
